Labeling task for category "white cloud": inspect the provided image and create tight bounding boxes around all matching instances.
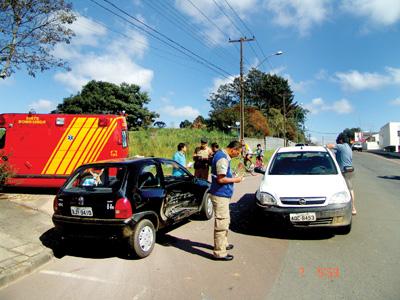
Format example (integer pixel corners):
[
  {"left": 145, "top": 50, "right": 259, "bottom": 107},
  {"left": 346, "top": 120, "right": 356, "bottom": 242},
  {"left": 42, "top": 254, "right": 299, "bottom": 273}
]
[
  {"left": 390, "top": 97, "right": 400, "bottom": 106},
  {"left": 209, "top": 75, "right": 236, "bottom": 94},
  {"left": 284, "top": 74, "right": 311, "bottom": 93},
  {"left": 264, "top": 0, "right": 331, "bottom": 36},
  {"left": 315, "top": 69, "right": 328, "bottom": 80},
  {"left": 331, "top": 99, "right": 353, "bottom": 114},
  {"left": 162, "top": 105, "right": 200, "bottom": 118},
  {"left": 53, "top": 13, "right": 153, "bottom": 92},
  {"left": 305, "top": 97, "right": 353, "bottom": 114},
  {"left": 68, "top": 13, "right": 107, "bottom": 46},
  {"left": 55, "top": 54, "right": 153, "bottom": 91},
  {"left": 341, "top": 0, "right": 400, "bottom": 26},
  {"left": 29, "top": 99, "right": 56, "bottom": 112},
  {"left": 334, "top": 67, "right": 400, "bottom": 91}
]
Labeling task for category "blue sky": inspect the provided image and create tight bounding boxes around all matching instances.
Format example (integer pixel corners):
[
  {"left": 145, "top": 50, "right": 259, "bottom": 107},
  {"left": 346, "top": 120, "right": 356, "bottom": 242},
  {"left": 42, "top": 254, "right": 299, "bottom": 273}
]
[{"left": 1, "top": 0, "right": 400, "bottom": 144}]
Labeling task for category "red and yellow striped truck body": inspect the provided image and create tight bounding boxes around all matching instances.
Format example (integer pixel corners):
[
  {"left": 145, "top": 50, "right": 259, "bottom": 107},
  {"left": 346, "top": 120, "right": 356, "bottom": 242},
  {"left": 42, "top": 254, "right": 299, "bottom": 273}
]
[{"left": 0, "top": 113, "right": 129, "bottom": 188}]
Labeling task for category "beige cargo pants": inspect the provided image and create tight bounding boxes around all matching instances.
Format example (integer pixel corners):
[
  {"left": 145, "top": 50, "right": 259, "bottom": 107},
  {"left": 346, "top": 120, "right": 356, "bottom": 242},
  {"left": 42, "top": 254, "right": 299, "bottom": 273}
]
[{"left": 210, "top": 195, "right": 230, "bottom": 258}]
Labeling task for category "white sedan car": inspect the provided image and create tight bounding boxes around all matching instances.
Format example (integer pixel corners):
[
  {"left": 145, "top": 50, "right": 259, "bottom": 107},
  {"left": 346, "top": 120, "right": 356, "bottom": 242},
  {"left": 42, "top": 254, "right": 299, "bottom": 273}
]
[{"left": 255, "top": 146, "right": 352, "bottom": 234}]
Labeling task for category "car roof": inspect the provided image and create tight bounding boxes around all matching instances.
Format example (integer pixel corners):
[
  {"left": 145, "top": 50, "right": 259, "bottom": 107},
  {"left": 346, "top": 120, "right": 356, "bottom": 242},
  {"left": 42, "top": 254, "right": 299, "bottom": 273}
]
[
  {"left": 276, "top": 146, "right": 328, "bottom": 153},
  {"left": 78, "top": 157, "right": 174, "bottom": 167}
]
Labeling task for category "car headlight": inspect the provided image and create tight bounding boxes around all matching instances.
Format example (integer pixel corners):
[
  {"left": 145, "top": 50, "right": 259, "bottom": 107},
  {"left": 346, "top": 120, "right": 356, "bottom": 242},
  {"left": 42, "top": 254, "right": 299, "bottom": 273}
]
[
  {"left": 256, "top": 191, "right": 277, "bottom": 205},
  {"left": 329, "top": 191, "right": 351, "bottom": 204}
]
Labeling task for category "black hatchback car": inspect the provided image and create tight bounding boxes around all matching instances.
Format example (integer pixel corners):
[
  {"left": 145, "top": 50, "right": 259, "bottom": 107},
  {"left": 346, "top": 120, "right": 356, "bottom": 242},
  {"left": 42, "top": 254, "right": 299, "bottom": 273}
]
[{"left": 52, "top": 157, "right": 213, "bottom": 258}]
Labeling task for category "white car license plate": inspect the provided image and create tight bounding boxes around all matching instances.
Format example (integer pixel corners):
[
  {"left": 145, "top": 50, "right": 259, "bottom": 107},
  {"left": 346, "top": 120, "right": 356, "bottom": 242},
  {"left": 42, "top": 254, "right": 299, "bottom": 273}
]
[
  {"left": 290, "top": 212, "right": 316, "bottom": 222},
  {"left": 71, "top": 206, "right": 93, "bottom": 217}
]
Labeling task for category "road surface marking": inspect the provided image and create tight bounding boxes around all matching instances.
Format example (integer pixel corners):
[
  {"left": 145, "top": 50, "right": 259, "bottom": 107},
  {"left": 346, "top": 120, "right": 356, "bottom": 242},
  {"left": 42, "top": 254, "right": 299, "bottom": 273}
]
[{"left": 40, "top": 270, "right": 116, "bottom": 285}]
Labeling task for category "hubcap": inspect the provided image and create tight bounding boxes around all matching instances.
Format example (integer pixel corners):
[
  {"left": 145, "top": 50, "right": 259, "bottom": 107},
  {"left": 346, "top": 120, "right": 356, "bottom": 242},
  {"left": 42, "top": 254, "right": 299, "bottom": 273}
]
[
  {"left": 207, "top": 196, "right": 213, "bottom": 216},
  {"left": 138, "top": 226, "right": 154, "bottom": 252}
]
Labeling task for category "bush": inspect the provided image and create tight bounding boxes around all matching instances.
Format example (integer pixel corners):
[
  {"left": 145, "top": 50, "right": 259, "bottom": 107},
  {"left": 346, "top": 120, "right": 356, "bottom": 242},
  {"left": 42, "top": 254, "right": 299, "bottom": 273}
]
[{"left": 0, "top": 152, "right": 13, "bottom": 187}]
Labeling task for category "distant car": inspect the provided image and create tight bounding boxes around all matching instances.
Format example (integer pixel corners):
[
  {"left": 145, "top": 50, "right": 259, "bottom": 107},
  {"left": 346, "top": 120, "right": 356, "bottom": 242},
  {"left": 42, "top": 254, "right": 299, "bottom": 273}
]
[
  {"left": 295, "top": 143, "right": 309, "bottom": 147},
  {"left": 352, "top": 143, "right": 363, "bottom": 152},
  {"left": 52, "top": 157, "right": 213, "bottom": 258},
  {"left": 255, "top": 146, "right": 352, "bottom": 234}
]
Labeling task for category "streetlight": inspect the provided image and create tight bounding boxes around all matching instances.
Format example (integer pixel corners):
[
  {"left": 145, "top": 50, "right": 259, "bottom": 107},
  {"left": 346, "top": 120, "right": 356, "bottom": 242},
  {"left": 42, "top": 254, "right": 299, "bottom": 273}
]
[{"left": 254, "top": 51, "right": 284, "bottom": 69}]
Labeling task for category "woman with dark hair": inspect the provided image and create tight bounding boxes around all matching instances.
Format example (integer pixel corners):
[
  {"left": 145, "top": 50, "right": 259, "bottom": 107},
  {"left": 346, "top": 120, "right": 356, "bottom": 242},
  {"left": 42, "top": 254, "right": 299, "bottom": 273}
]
[{"left": 172, "top": 143, "right": 187, "bottom": 176}]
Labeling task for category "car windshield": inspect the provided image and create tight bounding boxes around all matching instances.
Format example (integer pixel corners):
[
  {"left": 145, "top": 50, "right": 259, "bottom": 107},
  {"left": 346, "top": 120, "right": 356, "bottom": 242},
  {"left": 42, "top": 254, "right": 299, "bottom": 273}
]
[
  {"left": 64, "top": 165, "right": 127, "bottom": 192},
  {"left": 269, "top": 151, "right": 338, "bottom": 175}
]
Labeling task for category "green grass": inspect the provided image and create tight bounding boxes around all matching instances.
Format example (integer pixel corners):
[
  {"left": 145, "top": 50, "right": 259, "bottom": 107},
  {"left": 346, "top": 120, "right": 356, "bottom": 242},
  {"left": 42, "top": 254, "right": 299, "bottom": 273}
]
[
  {"left": 128, "top": 128, "right": 236, "bottom": 158},
  {"left": 128, "top": 128, "right": 274, "bottom": 173}
]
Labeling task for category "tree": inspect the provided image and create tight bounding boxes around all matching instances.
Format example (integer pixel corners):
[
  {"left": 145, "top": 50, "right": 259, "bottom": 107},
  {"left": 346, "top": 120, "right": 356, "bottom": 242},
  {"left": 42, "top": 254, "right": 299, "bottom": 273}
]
[
  {"left": 208, "top": 68, "right": 307, "bottom": 138},
  {"left": 209, "top": 105, "right": 269, "bottom": 138},
  {"left": 0, "top": 0, "right": 76, "bottom": 78},
  {"left": 337, "top": 128, "right": 362, "bottom": 144},
  {"left": 179, "top": 120, "right": 192, "bottom": 128},
  {"left": 55, "top": 80, "right": 159, "bottom": 130},
  {"left": 191, "top": 115, "right": 207, "bottom": 129},
  {"left": 153, "top": 121, "right": 166, "bottom": 128}
]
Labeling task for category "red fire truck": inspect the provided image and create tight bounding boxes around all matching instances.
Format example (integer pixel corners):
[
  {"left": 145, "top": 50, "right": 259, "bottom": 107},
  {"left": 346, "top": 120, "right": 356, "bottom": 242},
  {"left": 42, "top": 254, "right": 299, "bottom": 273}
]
[{"left": 0, "top": 113, "right": 129, "bottom": 188}]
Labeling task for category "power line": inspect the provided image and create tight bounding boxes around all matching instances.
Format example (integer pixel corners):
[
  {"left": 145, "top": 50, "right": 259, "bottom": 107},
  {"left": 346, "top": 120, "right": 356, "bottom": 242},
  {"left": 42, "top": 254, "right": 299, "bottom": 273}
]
[
  {"left": 89, "top": 0, "right": 232, "bottom": 78},
  {"left": 184, "top": 0, "right": 246, "bottom": 65},
  {"left": 80, "top": 15, "right": 193, "bottom": 62},
  {"left": 100, "top": 0, "right": 232, "bottom": 78},
  {"left": 212, "top": 0, "right": 261, "bottom": 65},
  {"left": 222, "top": 0, "right": 267, "bottom": 60},
  {"left": 143, "top": 0, "right": 237, "bottom": 65}
]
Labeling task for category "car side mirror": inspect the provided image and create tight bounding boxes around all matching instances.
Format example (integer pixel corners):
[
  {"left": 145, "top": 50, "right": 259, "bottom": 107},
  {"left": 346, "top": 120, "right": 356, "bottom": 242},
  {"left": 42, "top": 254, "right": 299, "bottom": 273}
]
[
  {"left": 343, "top": 166, "right": 354, "bottom": 173},
  {"left": 254, "top": 167, "right": 266, "bottom": 175}
]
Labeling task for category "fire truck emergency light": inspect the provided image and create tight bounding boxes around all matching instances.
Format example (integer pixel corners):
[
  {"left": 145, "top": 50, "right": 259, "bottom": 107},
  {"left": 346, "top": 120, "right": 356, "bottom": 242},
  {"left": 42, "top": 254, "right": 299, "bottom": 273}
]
[{"left": 56, "top": 118, "right": 65, "bottom": 126}]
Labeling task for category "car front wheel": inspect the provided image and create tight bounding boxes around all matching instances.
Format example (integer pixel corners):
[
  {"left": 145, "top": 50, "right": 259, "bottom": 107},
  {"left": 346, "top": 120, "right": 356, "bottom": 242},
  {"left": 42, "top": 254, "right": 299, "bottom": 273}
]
[{"left": 128, "top": 219, "right": 156, "bottom": 258}]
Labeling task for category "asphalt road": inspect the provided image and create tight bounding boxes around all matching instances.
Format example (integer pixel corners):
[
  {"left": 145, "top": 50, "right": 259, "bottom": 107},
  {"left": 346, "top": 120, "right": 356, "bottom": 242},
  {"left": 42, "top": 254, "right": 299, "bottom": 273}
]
[{"left": 0, "top": 152, "right": 399, "bottom": 300}]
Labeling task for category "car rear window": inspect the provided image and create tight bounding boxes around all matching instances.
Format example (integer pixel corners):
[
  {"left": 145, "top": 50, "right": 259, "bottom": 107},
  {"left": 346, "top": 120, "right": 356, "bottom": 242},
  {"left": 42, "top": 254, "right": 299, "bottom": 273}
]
[
  {"left": 269, "top": 151, "right": 338, "bottom": 175},
  {"left": 64, "top": 165, "right": 127, "bottom": 191}
]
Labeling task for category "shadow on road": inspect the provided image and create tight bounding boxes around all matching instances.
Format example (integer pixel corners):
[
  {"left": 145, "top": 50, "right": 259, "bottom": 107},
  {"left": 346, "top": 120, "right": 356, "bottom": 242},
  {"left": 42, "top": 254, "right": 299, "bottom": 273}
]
[
  {"left": 378, "top": 175, "right": 400, "bottom": 181},
  {"left": 229, "top": 193, "right": 334, "bottom": 240},
  {"left": 1, "top": 186, "right": 58, "bottom": 195},
  {"left": 40, "top": 228, "right": 136, "bottom": 260},
  {"left": 157, "top": 234, "right": 214, "bottom": 260}
]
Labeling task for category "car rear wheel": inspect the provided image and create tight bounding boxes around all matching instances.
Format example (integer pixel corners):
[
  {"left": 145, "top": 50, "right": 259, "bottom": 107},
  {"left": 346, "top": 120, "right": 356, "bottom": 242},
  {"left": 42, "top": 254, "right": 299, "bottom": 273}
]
[
  {"left": 128, "top": 219, "right": 156, "bottom": 258},
  {"left": 200, "top": 192, "right": 213, "bottom": 220}
]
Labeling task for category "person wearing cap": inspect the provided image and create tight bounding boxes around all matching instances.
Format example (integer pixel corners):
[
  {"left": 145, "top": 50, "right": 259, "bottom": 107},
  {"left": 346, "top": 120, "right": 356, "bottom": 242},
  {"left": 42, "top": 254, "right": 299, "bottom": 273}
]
[{"left": 193, "top": 138, "right": 213, "bottom": 180}]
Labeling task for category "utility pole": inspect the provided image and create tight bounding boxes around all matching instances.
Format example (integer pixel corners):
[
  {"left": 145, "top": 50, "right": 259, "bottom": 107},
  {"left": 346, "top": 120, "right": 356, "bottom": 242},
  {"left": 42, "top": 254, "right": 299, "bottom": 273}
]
[
  {"left": 282, "top": 94, "right": 287, "bottom": 146},
  {"left": 229, "top": 37, "right": 254, "bottom": 141}
]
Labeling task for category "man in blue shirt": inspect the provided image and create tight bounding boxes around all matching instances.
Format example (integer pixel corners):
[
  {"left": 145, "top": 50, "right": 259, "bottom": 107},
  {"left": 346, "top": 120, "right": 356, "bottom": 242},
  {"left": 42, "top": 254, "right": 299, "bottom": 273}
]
[
  {"left": 328, "top": 136, "right": 356, "bottom": 215},
  {"left": 210, "top": 140, "right": 243, "bottom": 261},
  {"left": 172, "top": 143, "right": 187, "bottom": 176}
]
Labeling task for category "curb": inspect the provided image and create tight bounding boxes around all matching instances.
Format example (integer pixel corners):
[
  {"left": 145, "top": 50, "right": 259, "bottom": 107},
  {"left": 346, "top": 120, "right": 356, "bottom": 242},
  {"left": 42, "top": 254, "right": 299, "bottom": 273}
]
[{"left": 0, "top": 247, "right": 53, "bottom": 289}]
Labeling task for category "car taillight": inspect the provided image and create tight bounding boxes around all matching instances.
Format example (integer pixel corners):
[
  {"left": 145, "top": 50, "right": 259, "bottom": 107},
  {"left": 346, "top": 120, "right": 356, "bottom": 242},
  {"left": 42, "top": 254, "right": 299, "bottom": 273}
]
[
  {"left": 115, "top": 198, "right": 132, "bottom": 219},
  {"left": 53, "top": 196, "right": 58, "bottom": 212}
]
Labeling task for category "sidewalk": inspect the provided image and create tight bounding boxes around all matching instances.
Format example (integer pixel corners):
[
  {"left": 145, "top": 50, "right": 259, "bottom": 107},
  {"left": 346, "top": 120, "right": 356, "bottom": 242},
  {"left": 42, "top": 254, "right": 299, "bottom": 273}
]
[
  {"left": 0, "top": 193, "right": 54, "bottom": 288},
  {"left": 368, "top": 150, "right": 400, "bottom": 159}
]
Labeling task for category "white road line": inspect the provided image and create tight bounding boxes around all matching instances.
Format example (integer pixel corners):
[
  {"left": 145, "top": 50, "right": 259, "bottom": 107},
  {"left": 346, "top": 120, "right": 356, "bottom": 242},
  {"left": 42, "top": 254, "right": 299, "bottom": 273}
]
[{"left": 40, "top": 270, "right": 116, "bottom": 285}]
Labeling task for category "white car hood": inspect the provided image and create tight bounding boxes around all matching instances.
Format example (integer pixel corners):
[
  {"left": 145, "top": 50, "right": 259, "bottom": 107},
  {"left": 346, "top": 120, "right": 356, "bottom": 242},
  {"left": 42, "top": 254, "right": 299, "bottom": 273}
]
[{"left": 259, "top": 174, "right": 348, "bottom": 198}]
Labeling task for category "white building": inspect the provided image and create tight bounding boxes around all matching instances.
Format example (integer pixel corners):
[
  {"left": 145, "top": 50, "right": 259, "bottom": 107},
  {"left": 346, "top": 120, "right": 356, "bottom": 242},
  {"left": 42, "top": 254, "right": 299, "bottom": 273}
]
[
  {"left": 379, "top": 122, "right": 400, "bottom": 152},
  {"left": 363, "top": 132, "right": 380, "bottom": 150}
]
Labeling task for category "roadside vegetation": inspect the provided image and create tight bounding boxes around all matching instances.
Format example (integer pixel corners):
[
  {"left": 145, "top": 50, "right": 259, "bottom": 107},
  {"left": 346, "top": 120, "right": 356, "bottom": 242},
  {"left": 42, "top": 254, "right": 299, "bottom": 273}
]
[{"left": 128, "top": 128, "right": 274, "bottom": 172}]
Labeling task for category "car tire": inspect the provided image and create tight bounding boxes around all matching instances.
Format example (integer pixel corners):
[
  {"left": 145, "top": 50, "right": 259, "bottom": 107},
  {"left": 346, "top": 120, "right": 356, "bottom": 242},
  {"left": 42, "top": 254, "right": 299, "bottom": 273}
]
[
  {"left": 200, "top": 192, "right": 213, "bottom": 220},
  {"left": 336, "top": 223, "right": 352, "bottom": 235},
  {"left": 128, "top": 219, "right": 156, "bottom": 258}
]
